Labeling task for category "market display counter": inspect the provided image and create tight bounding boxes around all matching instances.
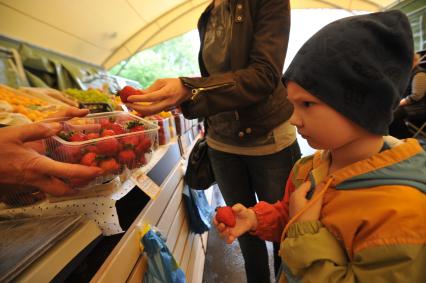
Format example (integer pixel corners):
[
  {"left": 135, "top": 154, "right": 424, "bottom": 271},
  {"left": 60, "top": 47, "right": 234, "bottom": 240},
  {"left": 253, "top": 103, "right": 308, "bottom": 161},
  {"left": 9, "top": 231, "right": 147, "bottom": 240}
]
[{"left": 3, "top": 126, "right": 211, "bottom": 283}]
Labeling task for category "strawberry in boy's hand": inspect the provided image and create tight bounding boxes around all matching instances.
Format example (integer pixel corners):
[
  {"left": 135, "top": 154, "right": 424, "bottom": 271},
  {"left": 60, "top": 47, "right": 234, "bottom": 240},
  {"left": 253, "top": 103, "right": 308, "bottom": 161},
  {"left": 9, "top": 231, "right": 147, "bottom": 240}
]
[
  {"left": 215, "top": 206, "right": 236, "bottom": 227},
  {"left": 118, "top": 86, "right": 142, "bottom": 103}
]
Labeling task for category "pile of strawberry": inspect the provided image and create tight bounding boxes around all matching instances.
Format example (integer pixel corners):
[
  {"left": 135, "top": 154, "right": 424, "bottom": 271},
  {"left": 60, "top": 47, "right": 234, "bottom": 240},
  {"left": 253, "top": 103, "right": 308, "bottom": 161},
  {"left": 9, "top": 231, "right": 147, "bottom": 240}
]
[{"left": 53, "top": 118, "right": 153, "bottom": 175}]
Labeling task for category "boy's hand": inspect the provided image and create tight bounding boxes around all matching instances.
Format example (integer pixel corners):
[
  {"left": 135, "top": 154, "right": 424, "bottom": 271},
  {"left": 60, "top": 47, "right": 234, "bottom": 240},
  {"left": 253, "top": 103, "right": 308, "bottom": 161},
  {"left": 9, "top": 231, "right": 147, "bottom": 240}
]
[
  {"left": 289, "top": 181, "right": 323, "bottom": 223},
  {"left": 213, "top": 203, "right": 258, "bottom": 244}
]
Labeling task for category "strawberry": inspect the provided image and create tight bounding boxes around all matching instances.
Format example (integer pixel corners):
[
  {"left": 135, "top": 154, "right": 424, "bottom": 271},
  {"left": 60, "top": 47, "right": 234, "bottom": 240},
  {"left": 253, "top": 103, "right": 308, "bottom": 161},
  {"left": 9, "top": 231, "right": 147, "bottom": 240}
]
[
  {"left": 99, "top": 158, "right": 120, "bottom": 174},
  {"left": 108, "top": 123, "right": 126, "bottom": 135},
  {"left": 99, "top": 118, "right": 112, "bottom": 128},
  {"left": 118, "top": 149, "right": 136, "bottom": 168},
  {"left": 131, "top": 125, "right": 145, "bottom": 132},
  {"left": 215, "top": 206, "right": 236, "bottom": 227},
  {"left": 55, "top": 145, "right": 82, "bottom": 163},
  {"left": 84, "top": 145, "right": 100, "bottom": 154},
  {"left": 118, "top": 86, "right": 141, "bottom": 103},
  {"left": 86, "top": 132, "right": 100, "bottom": 140},
  {"left": 69, "top": 132, "right": 87, "bottom": 142},
  {"left": 58, "top": 131, "right": 71, "bottom": 141},
  {"left": 121, "top": 135, "right": 139, "bottom": 148},
  {"left": 117, "top": 142, "right": 123, "bottom": 152},
  {"left": 101, "top": 129, "right": 115, "bottom": 137},
  {"left": 136, "top": 137, "right": 152, "bottom": 154},
  {"left": 96, "top": 138, "right": 119, "bottom": 155},
  {"left": 80, "top": 152, "right": 98, "bottom": 166},
  {"left": 127, "top": 120, "right": 145, "bottom": 132}
]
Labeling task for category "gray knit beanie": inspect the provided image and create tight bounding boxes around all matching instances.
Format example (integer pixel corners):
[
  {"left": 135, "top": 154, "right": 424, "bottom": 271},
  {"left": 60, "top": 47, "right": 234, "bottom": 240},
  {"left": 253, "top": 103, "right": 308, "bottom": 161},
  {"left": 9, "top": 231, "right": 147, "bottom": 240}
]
[{"left": 284, "top": 10, "right": 414, "bottom": 135}]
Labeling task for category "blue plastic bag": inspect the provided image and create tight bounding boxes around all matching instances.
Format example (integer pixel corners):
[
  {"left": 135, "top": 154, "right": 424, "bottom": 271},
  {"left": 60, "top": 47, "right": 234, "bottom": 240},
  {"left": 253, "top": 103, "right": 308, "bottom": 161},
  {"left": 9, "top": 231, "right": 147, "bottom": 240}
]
[
  {"left": 142, "top": 229, "right": 186, "bottom": 283},
  {"left": 183, "top": 185, "right": 213, "bottom": 234}
]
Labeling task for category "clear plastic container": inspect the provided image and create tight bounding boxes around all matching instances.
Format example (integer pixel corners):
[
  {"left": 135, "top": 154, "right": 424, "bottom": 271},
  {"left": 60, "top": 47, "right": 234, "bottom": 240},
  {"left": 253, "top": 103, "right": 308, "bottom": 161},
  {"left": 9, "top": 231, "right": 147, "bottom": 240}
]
[
  {"left": 173, "top": 112, "right": 185, "bottom": 136},
  {"left": 169, "top": 116, "right": 176, "bottom": 139},
  {"left": 44, "top": 112, "right": 159, "bottom": 189},
  {"left": 147, "top": 115, "right": 171, "bottom": 145}
]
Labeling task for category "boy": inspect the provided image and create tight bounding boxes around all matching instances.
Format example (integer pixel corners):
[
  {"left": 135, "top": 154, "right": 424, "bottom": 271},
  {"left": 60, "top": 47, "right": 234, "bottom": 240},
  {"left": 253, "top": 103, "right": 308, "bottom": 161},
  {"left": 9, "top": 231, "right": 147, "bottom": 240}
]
[{"left": 215, "top": 10, "right": 426, "bottom": 282}]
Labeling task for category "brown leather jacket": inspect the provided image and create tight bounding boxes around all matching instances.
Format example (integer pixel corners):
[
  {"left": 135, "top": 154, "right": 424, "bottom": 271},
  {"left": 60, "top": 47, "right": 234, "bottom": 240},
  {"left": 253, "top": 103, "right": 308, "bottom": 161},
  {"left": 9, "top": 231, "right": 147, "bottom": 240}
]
[{"left": 180, "top": 0, "right": 293, "bottom": 146}]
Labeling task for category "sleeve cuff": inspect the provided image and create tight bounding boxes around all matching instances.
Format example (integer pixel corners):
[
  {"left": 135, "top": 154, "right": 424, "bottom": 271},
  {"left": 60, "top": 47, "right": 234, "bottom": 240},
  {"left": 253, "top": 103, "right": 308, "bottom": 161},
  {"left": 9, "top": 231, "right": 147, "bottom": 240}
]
[
  {"left": 286, "top": 220, "right": 323, "bottom": 238},
  {"left": 249, "top": 201, "right": 287, "bottom": 242}
]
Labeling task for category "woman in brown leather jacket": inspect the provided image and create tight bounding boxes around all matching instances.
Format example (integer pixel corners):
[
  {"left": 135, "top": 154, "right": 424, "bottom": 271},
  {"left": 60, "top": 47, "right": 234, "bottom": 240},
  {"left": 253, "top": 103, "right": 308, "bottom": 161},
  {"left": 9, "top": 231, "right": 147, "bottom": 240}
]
[{"left": 127, "top": 1, "right": 300, "bottom": 281}]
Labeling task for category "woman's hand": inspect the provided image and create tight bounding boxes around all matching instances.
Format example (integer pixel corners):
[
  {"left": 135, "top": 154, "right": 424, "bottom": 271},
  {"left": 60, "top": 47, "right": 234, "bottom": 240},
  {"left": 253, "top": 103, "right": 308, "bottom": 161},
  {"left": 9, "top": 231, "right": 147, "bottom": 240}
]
[
  {"left": 214, "top": 203, "right": 258, "bottom": 244},
  {"left": 126, "top": 78, "right": 192, "bottom": 116},
  {"left": 289, "top": 181, "right": 323, "bottom": 223}
]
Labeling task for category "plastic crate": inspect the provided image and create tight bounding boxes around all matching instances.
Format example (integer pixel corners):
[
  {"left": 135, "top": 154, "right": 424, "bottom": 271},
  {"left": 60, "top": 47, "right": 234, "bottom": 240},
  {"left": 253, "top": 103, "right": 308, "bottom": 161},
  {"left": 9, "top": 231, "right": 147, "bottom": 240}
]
[{"left": 44, "top": 111, "right": 159, "bottom": 189}]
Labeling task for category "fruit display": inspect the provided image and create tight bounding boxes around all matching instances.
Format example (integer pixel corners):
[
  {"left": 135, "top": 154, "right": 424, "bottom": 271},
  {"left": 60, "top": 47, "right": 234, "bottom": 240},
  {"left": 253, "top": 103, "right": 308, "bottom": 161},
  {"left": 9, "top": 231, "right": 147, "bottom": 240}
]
[
  {"left": 215, "top": 206, "right": 236, "bottom": 227},
  {"left": 65, "top": 88, "right": 117, "bottom": 110},
  {"left": 44, "top": 112, "right": 159, "bottom": 189},
  {"left": 157, "top": 111, "right": 177, "bottom": 139},
  {"left": 146, "top": 115, "right": 171, "bottom": 145},
  {"left": 19, "top": 87, "right": 78, "bottom": 107},
  {"left": 172, "top": 111, "right": 185, "bottom": 136},
  {"left": 0, "top": 84, "right": 60, "bottom": 122}
]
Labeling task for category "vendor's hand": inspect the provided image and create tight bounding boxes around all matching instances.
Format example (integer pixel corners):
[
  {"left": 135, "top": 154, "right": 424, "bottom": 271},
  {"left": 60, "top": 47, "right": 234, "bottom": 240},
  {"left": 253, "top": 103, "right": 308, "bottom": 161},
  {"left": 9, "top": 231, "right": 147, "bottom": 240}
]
[
  {"left": 213, "top": 204, "right": 258, "bottom": 244},
  {"left": 289, "top": 181, "right": 323, "bottom": 223},
  {"left": 27, "top": 107, "right": 90, "bottom": 154},
  {"left": 0, "top": 122, "right": 103, "bottom": 196},
  {"left": 48, "top": 107, "right": 90, "bottom": 119},
  {"left": 126, "top": 78, "right": 192, "bottom": 116}
]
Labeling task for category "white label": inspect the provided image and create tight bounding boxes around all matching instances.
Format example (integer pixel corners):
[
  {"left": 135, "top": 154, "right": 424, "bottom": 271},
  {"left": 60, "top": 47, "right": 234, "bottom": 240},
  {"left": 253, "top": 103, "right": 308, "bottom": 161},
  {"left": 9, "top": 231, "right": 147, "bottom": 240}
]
[{"left": 131, "top": 171, "right": 161, "bottom": 199}]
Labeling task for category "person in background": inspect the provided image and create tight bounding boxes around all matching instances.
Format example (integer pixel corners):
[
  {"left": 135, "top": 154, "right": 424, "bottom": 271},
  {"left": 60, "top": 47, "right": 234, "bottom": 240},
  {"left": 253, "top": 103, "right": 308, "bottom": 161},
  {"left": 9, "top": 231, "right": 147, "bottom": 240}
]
[
  {"left": 215, "top": 11, "right": 426, "bottom": 282},
  {"left": 0, "top": 108, "right": 103, "bottom": 197},
  {"left": 389, "top": 52, "right": 426, "bottom": 138},
  {"left": 126, "top": 0, "right": 300, "bottom": 281}
]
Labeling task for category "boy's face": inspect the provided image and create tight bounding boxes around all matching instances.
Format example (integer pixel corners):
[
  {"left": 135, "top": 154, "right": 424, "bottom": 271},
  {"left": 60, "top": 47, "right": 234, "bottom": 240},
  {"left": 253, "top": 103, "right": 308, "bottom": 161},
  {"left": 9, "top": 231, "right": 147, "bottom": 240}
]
[{"left": 287, "top": 82, "right": 367, "bottom": 150}]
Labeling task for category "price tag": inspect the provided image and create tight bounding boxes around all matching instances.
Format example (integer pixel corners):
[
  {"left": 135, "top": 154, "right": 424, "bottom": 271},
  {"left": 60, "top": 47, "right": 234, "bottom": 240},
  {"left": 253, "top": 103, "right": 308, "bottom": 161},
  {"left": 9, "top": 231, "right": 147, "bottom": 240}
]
[{"left": 131, "top": 171, "right": 161, "bottom": 199}]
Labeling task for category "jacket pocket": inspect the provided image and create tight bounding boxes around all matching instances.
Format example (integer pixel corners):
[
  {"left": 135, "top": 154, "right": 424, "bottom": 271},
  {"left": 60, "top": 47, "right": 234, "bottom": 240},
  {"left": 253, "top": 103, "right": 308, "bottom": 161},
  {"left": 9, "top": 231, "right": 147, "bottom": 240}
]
[{"left": 207, "top": 110, "right": 240, "bottom": 138}]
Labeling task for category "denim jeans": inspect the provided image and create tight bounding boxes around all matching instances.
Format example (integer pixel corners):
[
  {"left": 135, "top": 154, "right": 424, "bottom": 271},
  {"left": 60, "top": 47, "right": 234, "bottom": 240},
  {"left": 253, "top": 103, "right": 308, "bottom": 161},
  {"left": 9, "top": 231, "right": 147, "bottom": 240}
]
[{"left": 208, "top": 141, "right": 301, "bottom": 283}]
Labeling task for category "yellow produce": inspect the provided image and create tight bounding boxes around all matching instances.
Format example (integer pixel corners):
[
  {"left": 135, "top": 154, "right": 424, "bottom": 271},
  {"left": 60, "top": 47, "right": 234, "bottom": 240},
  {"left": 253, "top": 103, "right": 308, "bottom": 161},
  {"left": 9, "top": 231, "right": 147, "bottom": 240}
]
[
  {"left": 158, "top": 111, "right": 172, "bottom": 118},
  {"left": 0, "top": 84, "right": 56, "bottom": 122}
]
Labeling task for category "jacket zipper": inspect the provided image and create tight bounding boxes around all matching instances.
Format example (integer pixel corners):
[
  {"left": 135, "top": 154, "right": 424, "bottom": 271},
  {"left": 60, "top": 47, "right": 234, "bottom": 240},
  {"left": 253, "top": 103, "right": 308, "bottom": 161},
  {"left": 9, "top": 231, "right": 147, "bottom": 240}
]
[{"left": 190, "top": 82, "right": 235, "bottom": 100}]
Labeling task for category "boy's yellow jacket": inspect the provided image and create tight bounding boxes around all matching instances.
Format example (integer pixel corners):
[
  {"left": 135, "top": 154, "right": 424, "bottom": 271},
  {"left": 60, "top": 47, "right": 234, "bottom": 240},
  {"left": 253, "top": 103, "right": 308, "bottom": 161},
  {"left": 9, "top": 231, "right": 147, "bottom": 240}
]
[{"left": 252, "top": 138, "right": 426, "bottom": 282}]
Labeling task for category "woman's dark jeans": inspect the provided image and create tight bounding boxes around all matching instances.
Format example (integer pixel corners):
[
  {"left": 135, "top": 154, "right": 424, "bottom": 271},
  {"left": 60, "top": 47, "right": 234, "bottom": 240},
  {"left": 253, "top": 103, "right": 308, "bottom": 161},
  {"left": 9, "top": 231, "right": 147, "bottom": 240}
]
[{"left": 208, "top": 141, "right": 301, "bottom": 283}]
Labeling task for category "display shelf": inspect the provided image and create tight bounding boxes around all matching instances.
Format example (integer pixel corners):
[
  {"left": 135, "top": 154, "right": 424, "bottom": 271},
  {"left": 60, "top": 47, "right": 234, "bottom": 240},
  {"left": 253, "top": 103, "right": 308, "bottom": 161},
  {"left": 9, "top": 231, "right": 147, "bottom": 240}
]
[{"left": 13, "top": 219, "right": 102, "bottom": 283}]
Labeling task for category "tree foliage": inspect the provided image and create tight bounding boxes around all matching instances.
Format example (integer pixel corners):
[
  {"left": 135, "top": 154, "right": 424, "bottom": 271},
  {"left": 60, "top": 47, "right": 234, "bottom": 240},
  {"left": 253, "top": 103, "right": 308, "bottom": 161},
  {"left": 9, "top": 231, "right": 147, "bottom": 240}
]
[{"left": 109, "top": 31, "right": 200, "bottom": 88}]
